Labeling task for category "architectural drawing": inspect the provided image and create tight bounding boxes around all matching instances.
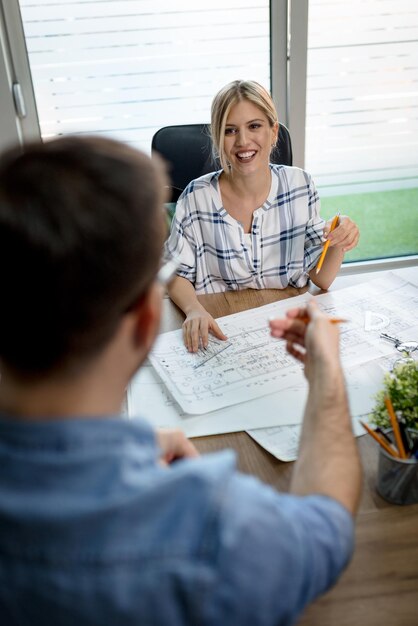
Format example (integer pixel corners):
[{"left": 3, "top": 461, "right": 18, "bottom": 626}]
[
  {"left": 128, "top": 357, "right": 384, "bottom": 437},
  {"left": 247, "top": 416, "right": 370, "bottom": 462},
  {"left": 149, "top": 272, "right": 418, "bottom": 415}
]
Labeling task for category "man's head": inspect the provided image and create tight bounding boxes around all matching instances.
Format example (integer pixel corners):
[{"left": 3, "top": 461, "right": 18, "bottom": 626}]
[{"left": 0, "top": 136, "right": 166, "bottom": 380}]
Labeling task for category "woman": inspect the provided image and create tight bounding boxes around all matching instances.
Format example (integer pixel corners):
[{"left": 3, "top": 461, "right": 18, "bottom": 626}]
[{"left": 165, "top": 80, "right": 359, "bottom": 351}]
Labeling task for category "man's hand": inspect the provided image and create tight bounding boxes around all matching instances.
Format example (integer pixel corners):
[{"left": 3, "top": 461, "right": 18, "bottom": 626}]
[
  {"left": 269, "top": 300, "right": 340, "bottom": 381},
  {"left": 183, "top": 307, "right": 227, "bottom": 353},
  {"left": 156, "top": 428, "right": 199, "bottom": 465},
  {"left": 271, "top": 301, "right": 362, "bottom": 515}
]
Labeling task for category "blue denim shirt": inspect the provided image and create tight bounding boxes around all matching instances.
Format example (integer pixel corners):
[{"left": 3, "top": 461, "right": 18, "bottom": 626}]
[{"left": 0, "top": 416, "right": 354, "bottom": 625}]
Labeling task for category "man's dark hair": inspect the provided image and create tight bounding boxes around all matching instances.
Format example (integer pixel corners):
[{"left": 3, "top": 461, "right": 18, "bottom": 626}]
[{"left": 0, "top": 135, "right": 165, "bottom": 378}]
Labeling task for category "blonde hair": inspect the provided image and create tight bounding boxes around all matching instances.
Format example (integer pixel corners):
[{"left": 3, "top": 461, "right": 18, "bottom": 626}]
[{"left": 210, "top": 80, "right": 278, "bottom": 170}]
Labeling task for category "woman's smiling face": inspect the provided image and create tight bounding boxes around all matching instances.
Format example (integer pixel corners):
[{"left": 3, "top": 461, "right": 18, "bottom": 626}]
[{"left": 223, "top": 99, "right": 278, "bottom": 175}]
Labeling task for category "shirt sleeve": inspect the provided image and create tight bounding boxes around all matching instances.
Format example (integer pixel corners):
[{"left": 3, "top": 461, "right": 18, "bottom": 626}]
[
  {"left": 210, "top": 473, "right": 354, "bottom": 626},
  {"left": 164, "top": 192, "right": 197, "bottom": 285},
  {"left": 303, "top": 174, "right": 326, "bottom": 272}
]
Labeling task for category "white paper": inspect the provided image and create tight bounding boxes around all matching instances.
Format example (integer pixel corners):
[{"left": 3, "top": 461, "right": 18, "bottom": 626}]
[
  {"left": 148, "top": 272, "right": 418, "bottom": 415},
  {"left": 127, "top": 355, "right": 386, "bottom": 437},
  {"left": 128, "top": 361, "right": 307, "bottom": 436},
  {"left": 247, "top": 416, "right": 371, "bottom": 462},
  {"left": 127, "top": 270, "right": 418, "bottom": 437}
]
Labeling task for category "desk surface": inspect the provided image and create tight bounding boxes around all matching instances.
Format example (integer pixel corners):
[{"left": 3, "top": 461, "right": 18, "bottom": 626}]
[{"left": 161, "top": 271, "right": 418, "bottom": 626}]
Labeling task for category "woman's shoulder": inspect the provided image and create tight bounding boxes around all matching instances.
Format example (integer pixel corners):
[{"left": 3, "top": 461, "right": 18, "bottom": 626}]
[
  {"left": 270, "top": 163, "right": 313, "bottom": 184},
  {"left": 181, "top": 169, "right": 223, "bottom": 199},
  {"left": 174, "top": 170, "right": 223, "bottom": 219}
]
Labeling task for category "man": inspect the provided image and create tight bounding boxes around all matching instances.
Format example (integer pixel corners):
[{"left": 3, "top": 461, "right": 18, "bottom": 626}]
[{"left": 0, "top": 136, "right": 361, "bottom": 626}]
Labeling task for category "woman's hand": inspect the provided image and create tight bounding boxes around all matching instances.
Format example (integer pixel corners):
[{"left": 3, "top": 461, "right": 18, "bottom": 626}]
[
  {"left": 183, "top": 307, "right": 227, "bottom": 353},
  {"left": 167, "top": 276, "right": 228, "bottom": 352},
  {"left": 323, "top": 215, "right": 359, "bottom": 252}
]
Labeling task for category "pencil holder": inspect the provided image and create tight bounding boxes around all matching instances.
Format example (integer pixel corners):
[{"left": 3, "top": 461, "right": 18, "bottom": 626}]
[{"left": 377, "top": 429, "right": 418, "bottom": 505}]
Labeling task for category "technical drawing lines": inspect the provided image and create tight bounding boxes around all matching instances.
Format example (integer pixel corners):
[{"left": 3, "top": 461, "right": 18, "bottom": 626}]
[{"left": 193, "top": 341, "right": 232, "bottom": 368}]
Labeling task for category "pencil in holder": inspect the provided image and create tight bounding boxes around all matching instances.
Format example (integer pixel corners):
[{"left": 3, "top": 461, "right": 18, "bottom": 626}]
[{"left": 377, "top": 429, "right": 418, "bottom": 505}]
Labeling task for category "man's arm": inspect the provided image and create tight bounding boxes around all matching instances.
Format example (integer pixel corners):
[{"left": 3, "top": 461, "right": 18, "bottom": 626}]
[{"left": 270, "top": 301, "right": 362, "bottom": 515}]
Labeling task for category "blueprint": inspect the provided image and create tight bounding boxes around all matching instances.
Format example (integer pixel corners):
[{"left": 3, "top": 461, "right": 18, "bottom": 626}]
[
  {"left": 148, "top": 271, "right": 418, "bottom": 415},
  {"left": 127, "top": 357, "right": 386, "bottom": 437},
  {"left": 247, "top": 416, "right": 371, "bottom": 462}
]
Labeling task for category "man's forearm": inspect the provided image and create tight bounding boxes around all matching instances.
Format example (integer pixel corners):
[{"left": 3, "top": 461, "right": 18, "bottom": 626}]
[{"left": 290, "top": 364, "right": 362, "bottom": 516}]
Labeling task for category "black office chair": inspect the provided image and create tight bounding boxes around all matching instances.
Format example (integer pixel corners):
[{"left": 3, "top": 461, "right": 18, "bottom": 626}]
[{"left": 152, "top": 122, "right": 293, "bottom": 202}]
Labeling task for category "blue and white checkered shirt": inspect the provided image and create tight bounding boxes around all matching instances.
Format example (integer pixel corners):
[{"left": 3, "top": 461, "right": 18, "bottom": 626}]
[{"left": 165, "top": 164, "right": 325, "bottom": 294}]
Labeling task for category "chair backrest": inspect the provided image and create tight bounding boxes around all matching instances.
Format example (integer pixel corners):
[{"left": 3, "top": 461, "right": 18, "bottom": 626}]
[{"left": 152, "top": 122, "right": 293, "bottom": 202}]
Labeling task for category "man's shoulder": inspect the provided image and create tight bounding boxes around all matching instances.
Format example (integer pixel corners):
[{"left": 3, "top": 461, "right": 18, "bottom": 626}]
[{"left": 0, "top": 417, "right": 354, "bottom": 625}]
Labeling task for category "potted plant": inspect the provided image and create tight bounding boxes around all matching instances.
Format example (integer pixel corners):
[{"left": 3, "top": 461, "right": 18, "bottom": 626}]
[{"left": 370, "top": 361, "right": 418, "bottom": 430}]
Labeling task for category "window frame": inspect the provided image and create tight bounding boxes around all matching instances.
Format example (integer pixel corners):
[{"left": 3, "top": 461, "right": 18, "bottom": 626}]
[
  {"left": 0, "top": 0, "right": 416, "bottom": 270},
  {"left": 0, "top": 0, "right": 40, "bottom": 145}
]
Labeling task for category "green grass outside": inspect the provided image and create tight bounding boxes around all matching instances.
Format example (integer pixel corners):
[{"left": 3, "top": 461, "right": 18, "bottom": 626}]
[{"left": 320, "top": 187, "right": 418, "bottom": 262}]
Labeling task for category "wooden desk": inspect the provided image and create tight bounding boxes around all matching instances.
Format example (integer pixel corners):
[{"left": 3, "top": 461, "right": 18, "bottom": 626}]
[{"left": 161, "top": 276, "right": 418, "bottom": 626}]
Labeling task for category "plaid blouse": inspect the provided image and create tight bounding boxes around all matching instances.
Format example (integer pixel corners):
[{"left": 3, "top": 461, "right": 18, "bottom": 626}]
[{"left": 165, "top": 164, "right": 325, "bottom": 294}]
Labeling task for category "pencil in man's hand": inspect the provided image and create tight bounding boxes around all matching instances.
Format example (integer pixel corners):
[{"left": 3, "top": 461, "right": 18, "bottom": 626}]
[
  {"left": 296, "top": 316, "right": 347, "bottom": 325},
  {"left": 316, "top": 212, "right": 340, "bottom": 274}
]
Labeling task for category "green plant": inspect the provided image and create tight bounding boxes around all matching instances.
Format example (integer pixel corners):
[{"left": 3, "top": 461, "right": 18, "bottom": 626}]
[{"left": 370, "top": 361, "right": 418, "bottom": 430}]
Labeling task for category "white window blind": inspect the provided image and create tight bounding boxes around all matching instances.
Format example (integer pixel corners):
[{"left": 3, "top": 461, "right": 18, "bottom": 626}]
[
  {"left": 305, "top": 0, "right": 418, "bottom": 196},
  {"left": 19, "top": 0, "right": 270, "bottom": 153}
]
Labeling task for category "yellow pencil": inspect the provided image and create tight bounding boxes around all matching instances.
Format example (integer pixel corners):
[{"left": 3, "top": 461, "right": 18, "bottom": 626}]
[
  {"left": 360, "top": 420, "right": 400, "bottom": 459},
  {"left": 297, "top": 316, "right": 347, "bottom": 325},
  {"left": 316, "top": 212, "right": 340, "bottom": 274},
  {"left": 384, "top": 396, "right": 408, "bottom": 459}
]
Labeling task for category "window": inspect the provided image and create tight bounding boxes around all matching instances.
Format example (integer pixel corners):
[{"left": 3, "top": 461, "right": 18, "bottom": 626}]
[
  {"left": 305, "top": 0, "right": 418, "bottom": 261},
  {"left": 18, "top": 0, "right": 270, "bottom": 152},
  {"left": 1, "top": 0, "right": 416, "bottom": 264}
]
